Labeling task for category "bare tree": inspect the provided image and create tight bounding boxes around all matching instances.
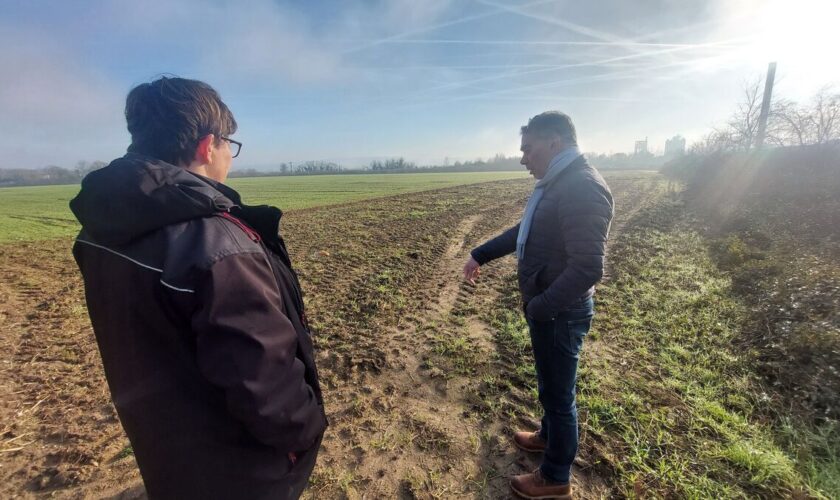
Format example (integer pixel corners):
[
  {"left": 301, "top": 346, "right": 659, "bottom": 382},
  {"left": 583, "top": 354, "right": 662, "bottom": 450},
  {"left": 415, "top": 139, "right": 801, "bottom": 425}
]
[
  {"left": 690, "top": 80, "right": 840, "bottom": 153},
  {"left": 727, "top": 79, "right": 763, "bottom": 151},
  {"left": 74, "top": 160, "right": 108, "bottom": 178},
  {"left": 811, "top": 86, "right": 840, "bottom": 144},
  {"left": 771, "top": 86, "right": 840, "bottom": 146},
  {"left": 689, "top": 129, "right": 736, "bottom": 155},
  {"left": 770, "top": 98, "right": 811, "bottom": 146}
]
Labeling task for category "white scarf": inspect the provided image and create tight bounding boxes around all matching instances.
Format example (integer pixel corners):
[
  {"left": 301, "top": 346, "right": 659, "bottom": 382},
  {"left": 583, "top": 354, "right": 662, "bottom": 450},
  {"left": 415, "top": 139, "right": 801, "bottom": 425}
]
[{"left": 516, "top": 147, "right": 581, "bottom": 260}]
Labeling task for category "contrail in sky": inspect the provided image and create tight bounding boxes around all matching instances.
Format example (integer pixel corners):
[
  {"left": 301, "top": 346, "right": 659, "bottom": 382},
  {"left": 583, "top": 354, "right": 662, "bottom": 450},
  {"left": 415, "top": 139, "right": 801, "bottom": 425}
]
[{"left": 342, "top": 0, "right": 557, "bottom": 54}]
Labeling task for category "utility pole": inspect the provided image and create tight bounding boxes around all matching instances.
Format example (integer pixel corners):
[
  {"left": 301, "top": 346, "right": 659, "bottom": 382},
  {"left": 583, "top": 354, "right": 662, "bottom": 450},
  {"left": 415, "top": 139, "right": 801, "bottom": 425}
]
[{"left": 755, "top": 62, "right": 777, "bottom": 149}]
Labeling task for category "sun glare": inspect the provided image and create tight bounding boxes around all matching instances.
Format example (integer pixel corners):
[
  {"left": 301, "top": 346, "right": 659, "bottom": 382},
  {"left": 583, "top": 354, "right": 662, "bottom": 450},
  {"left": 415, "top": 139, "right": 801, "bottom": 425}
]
[{"left": 746, "top": 0, "right": 840, "bottom": 93}]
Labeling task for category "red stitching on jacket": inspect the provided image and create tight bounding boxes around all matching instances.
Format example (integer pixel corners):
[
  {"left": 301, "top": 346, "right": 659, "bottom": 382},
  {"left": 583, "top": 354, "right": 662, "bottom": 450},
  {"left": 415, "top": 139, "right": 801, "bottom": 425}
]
[{"left": 219, "top": 212, "right": 261, "bottom": 242}]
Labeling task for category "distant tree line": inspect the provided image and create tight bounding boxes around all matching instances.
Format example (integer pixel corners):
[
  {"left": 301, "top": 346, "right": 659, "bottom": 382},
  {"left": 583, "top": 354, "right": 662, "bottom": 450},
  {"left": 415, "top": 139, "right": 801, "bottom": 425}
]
[
  {"left": 7, "top": 139, "right": 680, "bottom": 188},
  {"left": 369, "top": 157, "right": 416, "bottom": 171},
  {"left": 586, "top": 152, "right": 668, "bottom": 170},
  {"left": 2, "top": 150, "right": 664, "bottom": 187},
  {"left": 0, "top": 160, "right": 107, "bottom": 187},
  {"left": 232, "top": 155, "right": 524, "bottom": 178},
  {"left": 422, "top": 154, "right": 521, "bottom": 172},
  {"left": 229, "top": 160, "right": 343, "bottom": 178}
]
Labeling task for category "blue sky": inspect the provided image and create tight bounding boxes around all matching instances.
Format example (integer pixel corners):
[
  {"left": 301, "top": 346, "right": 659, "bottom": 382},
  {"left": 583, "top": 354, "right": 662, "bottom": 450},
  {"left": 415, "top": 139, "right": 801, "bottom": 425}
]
[{"left": 1, "top": 0, "right": 838, "bottom": 169}]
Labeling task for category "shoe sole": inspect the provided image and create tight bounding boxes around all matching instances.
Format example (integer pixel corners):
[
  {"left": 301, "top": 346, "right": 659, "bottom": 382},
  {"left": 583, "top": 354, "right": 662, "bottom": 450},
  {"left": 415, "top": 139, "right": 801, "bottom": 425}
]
[
  {"left": 513, "top": 440, "right": 546, "bottom": 453},
  {"left": 510, "top": 482, "right": 571, "bottom": 500}
]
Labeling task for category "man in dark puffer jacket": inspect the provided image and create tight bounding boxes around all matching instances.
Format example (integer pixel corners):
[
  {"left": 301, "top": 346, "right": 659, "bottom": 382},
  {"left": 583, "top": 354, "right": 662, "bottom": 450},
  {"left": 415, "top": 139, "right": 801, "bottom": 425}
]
[
  {"left": 464, "top": 111, "right": 613, "bottom": 499},
  {"left": 70, "top": 77, "right": 326, "bottom": 499}
]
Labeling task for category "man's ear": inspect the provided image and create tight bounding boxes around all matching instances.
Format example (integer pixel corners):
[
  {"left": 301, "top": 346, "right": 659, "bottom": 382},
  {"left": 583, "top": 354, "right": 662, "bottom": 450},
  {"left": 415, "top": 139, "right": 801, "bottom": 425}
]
[{"left": 193, "top": 134, "right": 215, "bottom": 165}]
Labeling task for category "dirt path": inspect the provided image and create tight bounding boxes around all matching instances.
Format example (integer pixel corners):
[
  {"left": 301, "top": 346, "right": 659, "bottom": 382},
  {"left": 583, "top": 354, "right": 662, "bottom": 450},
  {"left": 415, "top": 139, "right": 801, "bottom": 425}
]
[
  {"left": 597, "top": 173, "right": 667, "bottom": 283},
  {"left": 305, "top": 204, "right": 527, "bottom": 498},
  {"left": 306, "top": 184, "right": 619, "bottom": 499}
]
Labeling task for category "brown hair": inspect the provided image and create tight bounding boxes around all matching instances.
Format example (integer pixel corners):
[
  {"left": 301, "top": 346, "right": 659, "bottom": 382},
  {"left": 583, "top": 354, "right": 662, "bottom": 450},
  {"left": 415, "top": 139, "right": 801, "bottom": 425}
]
[{"left": 125, "top": 76, "right": 237, "bottom": 166}]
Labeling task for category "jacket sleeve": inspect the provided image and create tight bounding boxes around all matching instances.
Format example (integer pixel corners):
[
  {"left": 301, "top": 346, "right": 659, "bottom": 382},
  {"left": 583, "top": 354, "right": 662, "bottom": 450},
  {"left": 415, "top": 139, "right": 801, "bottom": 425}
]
[
  {"left": 526, "top": 181, "right": 614, "bottom": 320},
  {"left": 190, "top": 252, "right": 326, "bottom": 452},
  {"left": 471, "top": 223, "right": 520, "bottom": 265}
]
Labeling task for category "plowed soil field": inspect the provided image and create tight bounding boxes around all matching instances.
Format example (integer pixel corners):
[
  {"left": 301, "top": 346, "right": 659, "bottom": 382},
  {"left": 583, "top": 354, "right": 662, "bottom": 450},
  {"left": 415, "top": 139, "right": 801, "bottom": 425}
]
[{"left": 0, "top": 173, "right": 665, "bottom": 499}]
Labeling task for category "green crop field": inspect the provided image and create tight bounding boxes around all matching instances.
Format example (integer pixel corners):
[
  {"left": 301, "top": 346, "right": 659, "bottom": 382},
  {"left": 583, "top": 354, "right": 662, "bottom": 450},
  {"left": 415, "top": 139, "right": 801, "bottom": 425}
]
[{"left": 0, "top": 171, "right": 528, "bottom": 243}]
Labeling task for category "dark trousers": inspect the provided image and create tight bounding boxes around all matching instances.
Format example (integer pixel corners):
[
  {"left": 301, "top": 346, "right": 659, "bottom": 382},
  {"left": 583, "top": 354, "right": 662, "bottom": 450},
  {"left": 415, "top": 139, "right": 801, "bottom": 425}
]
[{"left": 526, "top": 298, "right": 594, "bottom": 484}]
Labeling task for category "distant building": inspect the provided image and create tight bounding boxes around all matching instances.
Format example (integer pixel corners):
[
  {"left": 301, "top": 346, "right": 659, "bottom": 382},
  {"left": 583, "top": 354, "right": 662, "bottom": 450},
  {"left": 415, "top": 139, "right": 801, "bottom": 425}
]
[
  {"left": 665, "top": 135, "right": 686, "bottom": 157},
  {"left": 634, "top": 138, "right": 649, "bottom": 155}
]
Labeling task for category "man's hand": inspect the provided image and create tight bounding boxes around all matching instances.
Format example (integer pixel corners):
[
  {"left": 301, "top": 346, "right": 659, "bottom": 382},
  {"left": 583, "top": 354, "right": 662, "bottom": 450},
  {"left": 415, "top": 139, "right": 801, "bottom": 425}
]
[{"left": 463, "top": 256, "right": 481, "bottom": 285}]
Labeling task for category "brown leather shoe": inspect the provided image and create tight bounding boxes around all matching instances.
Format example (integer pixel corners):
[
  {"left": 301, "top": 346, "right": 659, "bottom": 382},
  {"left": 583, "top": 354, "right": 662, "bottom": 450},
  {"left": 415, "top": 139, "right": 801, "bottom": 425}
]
[
  {"left": 510, "top": 469, "right": 572, "bottom": 499},
  {"left": 513, "top": 430, "right": 546, "bottom": 452}
]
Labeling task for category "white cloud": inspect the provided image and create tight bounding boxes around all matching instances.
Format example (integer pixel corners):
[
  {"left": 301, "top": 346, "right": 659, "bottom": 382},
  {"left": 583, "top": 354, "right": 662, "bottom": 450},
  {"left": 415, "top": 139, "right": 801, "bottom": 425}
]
[
  {"left": 92, "top": 0, "right": 347, "bottom": 85},
  {"left": 212, "top": 3, "right": 343, "bottom": 85},
  {"left": 0, "top": 27, "right": 122, "bottom": 125},
  {"left": 0, "top": 26, "right": 126, "bottom": 168}
]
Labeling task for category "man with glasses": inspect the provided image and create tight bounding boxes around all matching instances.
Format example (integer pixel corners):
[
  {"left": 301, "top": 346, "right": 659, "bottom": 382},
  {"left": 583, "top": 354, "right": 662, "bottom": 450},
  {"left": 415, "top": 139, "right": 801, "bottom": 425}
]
[{"left": 70, "top": 76, "right": 326, "bottom": 499}]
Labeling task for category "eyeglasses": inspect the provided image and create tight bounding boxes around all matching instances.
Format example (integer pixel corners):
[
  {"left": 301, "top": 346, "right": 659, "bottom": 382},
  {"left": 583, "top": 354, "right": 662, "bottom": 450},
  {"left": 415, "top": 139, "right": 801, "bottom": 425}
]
[{"left": 221, "top": 136, "right": 242, "bottom": 158}]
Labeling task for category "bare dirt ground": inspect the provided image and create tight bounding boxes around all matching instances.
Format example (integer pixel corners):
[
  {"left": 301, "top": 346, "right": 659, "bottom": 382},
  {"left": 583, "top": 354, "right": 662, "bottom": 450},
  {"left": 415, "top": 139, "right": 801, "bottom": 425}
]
[{"left": 0, "top": 174, "right": 654, "bottom": 499}]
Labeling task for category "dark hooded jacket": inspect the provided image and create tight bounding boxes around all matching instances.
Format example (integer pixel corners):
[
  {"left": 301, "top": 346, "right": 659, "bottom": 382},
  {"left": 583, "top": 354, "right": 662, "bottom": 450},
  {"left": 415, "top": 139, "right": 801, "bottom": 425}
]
[
  {"left": 471, "top": 155, "right": 613, "bottom": 320},
  {"left": 70, "top": 153, "right": 326, "bottom": 499}
]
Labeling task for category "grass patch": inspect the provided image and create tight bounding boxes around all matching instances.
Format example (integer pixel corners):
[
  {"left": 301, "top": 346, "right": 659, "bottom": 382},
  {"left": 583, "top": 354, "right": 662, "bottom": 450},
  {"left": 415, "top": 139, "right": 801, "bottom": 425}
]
[
  {"left": 429, "top": 327, "right": 482, "bottom": 376},
  {"left": 486, "top": 193, "right": 827, "bottom": 498},
  {"left": 306, "top": 466, "right": 359, "bottom": 498},
  {"left": 586, "top": 199, "right": 815, "bottom": 497},
  {"left": 0, "top": 172, "right": 527, "bottom": 242},
  {"left": 777, "top": 418, "right": 840, "bottom": 496}
]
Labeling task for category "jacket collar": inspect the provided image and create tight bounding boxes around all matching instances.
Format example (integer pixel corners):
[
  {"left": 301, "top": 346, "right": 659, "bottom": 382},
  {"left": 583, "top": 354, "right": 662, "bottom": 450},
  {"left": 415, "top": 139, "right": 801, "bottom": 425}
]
[
  {"left": 540, "top": 154, "right": 587, "bottom": 189},
  {"left": 70, "top": 153, "right": 237, "bottom": 246}
]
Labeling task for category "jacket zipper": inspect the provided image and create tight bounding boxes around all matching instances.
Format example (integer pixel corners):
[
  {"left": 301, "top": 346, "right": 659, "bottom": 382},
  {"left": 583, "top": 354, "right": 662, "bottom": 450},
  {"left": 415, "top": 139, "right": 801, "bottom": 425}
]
[
  {"left": 267, "top": 244, "right": 310, "bottom": 331},
  {"left": 220, "top": 211, "right": 310, "bottom": 331}
]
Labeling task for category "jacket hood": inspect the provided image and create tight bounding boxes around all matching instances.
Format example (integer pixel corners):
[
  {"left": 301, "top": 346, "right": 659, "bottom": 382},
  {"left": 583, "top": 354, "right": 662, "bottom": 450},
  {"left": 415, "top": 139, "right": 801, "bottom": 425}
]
[{"left": 70, "top": 153, "right": 237, "bottom": 246}]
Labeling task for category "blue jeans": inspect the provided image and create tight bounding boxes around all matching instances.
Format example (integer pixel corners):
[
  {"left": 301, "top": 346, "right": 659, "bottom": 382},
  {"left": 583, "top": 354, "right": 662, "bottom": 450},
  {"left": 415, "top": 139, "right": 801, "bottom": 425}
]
[{"left": 526, "top": 297, "right": 594, "bottom": 484}]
